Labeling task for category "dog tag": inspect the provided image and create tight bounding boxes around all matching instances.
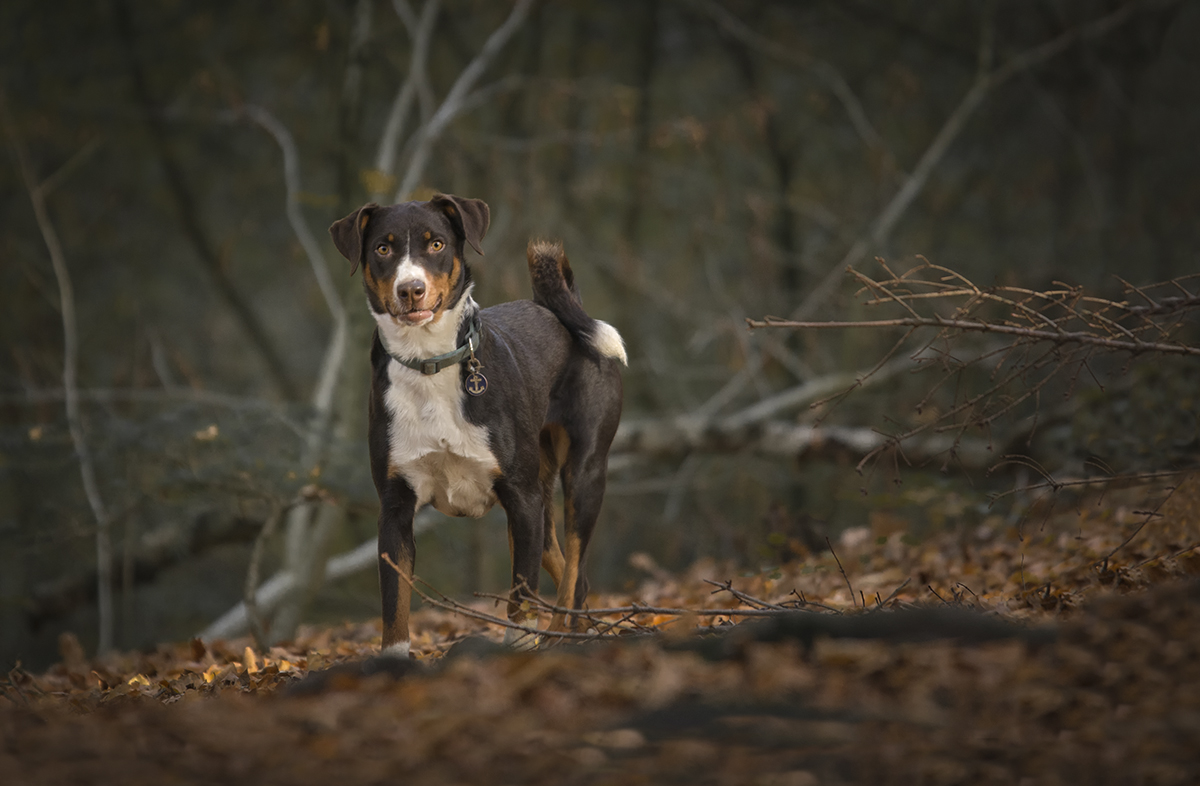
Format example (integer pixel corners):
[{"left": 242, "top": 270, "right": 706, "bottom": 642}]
[
  {"left": 464, "top": 346, "right": 487, "bottom": 396},
  {"left": 465, "top": 369, "right": 488, "bottom": 396}
]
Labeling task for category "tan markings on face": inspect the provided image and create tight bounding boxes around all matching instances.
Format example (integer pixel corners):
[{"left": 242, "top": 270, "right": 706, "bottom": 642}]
[
  {"left": 362, "top": 259, "right": 397, "bottom": 315},
  {"left": 423, "top": 231, "right": 431, "bottom": 240},
  {"left": 423, "top": 266, "right": 456, "bottom": 324},
  {"left": 387, "top": 233, "right": 395, "bottom": 242},
  {"left": 359, "top": 213, "right": 370, "bottom": 231}
]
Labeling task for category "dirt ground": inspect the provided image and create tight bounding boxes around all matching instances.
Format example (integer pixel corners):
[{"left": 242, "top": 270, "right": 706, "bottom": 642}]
[{"left": 4, "top": 476, "right": 1200, "bottom": 785}]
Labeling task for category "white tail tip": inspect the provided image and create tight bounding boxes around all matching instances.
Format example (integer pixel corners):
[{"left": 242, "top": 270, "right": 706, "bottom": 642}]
[{"left": 591, "top": 320, "right": 627, "bottom": 365}]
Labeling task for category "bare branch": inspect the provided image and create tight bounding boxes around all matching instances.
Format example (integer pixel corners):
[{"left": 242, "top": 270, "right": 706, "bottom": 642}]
[
  {"left": 235, "top": 105, "right": 356, "bottom": 643},
  {"left": 36, "top": 138, "right": 103, "bottom": 199},
  {"left": 749, "top": 315, "right": 1200, "bottom": 358},
  {"left": 26, "top": 510, "right": 266, "bottom": 629},
  {"left": 111, "top": 0, "right": 298, "bottom": 399},
  {"left": 1097, "top": 483, "right": 1180, "bottom": 566},
  {"left": 689, "top": 0, "right": 890, "bottom": 160},
  {"left": 369, "top": 0, "right": 441, "bottom": 200},
  {"left": 7, "top": 386, "right": 306, "bottom": 437},
  {"left": 393, "top": 0, "right": 535, "bottom": 200},
  {"left": 1, "top": 90, "right": 114, "bottom": 654},
  {"left": 242, "top": 105, "right": 349, "bottom": 440},
  {"left": 612, "top": 418, "right": 994, "bottom": 469},
  {"left": 200, "top": 513, "right": 439, "bottom": 641},
  {"left": 748, "top": 262, "right": 1199, "bottom": 480},
  {"left": 827, "top": 537, "right": 857, "bottom": 608},
  {"left": 244, "top": 502, "right": 288, "bottom": 652},
  {"left": 791, "top": 1, "right": 1154, "bottom": 322},
  {"left": 740, "top": 355, "right": 913, "bottom": 431}
]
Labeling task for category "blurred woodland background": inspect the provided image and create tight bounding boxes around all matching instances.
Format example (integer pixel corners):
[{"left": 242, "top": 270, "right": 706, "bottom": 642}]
[{"left": 1, "top": 0, "right": 1198, "bottom": 670}]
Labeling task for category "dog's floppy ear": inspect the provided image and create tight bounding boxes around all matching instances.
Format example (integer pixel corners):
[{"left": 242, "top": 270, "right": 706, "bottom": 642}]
[
  {"left": 329, "top": 203, "right": 379, "bottom": 276},
  {"left": 430, "top": 194, "right": 489, "bottom": 256}
]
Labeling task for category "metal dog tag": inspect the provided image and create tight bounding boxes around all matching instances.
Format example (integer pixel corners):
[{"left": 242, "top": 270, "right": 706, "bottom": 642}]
[
  {"left": 465, "top": 370, "right": 488, "bottom": 396},
  {"left": 465, "top": 357, "right": 488, "bottom": 396}
]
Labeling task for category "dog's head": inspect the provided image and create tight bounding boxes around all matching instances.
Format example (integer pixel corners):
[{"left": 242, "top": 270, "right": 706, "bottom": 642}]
[{"left": 330, "top": 194, "right": 490, "bottom": 328}]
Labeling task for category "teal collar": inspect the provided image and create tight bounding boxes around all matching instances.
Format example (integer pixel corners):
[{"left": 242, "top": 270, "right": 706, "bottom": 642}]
[{"left": 389, "top": 312, "right": 484, "bottom": 376}]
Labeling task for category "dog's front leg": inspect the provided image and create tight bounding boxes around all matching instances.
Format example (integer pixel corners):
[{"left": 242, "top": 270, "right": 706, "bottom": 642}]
[
  {"left": 496, "top": 478, "right": 544, "bottom": 648},
  {"left": 377, "top": 477, "right": 418, "bottom": 658}
]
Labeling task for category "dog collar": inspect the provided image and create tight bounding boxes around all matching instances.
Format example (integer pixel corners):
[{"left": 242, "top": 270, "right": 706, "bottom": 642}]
[{"left": 389, "top": 313, "right": 484, "bottom": 376}]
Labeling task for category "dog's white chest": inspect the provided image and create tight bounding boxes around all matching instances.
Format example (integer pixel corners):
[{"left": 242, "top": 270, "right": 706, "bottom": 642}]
[{"left": 383, "top": 360, "right": 500, "bottom": 518}]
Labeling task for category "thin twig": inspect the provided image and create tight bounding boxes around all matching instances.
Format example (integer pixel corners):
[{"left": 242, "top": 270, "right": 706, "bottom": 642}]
[
  {"left": 879, "top": 578, "right": 912, "bottom": 607},
  {"left": 826, "top": 537, "right": 857, "bottom": 607},
  {"left": 790, "top": 589, "right": 844, "bottom": 614},
  {"left": 1130, "top": 540, "right": 1200, "bottom": 571},
  {"left": 243, "top": 496, "right": 312, "bottom": 651},
  {"left": 1096, "top": 485, "right": 1180, "bottom": 566},
  {"left": 748, "top": 315, "right": 1200, "bottom": 357},
  {"left": 471, "top": 592, "right": 813, "bottom": 621},
  {"left": 986, "top": 469, "right": 1181, "bottom": 505},
  {"left": 2, "top": 666, "right": 33, "bottom": 711},
  {"left": 382, "top": 553, "right": 605, "bottom": 641},
  {"left": 703, "top": 579, "right": 790, "bottom": 610}
]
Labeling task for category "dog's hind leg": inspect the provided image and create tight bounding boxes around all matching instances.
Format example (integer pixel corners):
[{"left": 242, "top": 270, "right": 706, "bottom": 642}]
[
  {"left": 549, "top": 361, "right": 621, "bottom": 631},
  {"left": 554, "top": 449, "right": 609, "bottom": 629},
  {"left": 539, "top": 426, "right": 570, "bottom": 630}
]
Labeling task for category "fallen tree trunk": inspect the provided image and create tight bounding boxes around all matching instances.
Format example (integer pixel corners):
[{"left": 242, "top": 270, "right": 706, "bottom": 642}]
[
  {"left": 611, "top": 418, "right": 995, "bottom": 469},
  {"left": 26, "top": 511, "right": 260, "bottom": 630},
  {"left": 200, "top": 508, "right": 441, "bottom": 642}
]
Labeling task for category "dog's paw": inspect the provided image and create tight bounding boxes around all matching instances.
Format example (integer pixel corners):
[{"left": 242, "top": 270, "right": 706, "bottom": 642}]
[
  {"left": 503, "top": 620, "right": 541, "bottom": 651},
  {"left": 379, "top": 641, "right": 412, "bottom": 659}
]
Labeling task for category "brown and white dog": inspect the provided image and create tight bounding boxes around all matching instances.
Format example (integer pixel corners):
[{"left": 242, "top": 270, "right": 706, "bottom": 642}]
[{"left": 330, "top": 194, "right": 625, "bottom": 657}]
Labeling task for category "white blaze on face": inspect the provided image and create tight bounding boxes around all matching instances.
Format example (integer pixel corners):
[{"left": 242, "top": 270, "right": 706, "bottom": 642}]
[
  {"left": 392, "top": 248, "right": 432, "bottom": 303},
  {"left": 391, "top": 230, "right": 435, "bottom": 324}
]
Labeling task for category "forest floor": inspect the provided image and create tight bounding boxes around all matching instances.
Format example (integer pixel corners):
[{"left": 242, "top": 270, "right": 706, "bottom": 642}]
[{"left": 4, "top": 474, "right": 1200, "bottom": 785}]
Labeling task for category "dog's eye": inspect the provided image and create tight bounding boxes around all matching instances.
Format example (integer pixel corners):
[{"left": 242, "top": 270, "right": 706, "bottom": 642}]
[
  {"left": 429, "top": 240, "right": 444, "bottom": 253},
  {"left": 375, "top": 243, "right": 390, "bottom": 256}
]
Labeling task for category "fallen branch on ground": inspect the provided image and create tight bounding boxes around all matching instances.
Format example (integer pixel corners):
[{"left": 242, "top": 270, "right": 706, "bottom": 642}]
[
  {"left": 748, "top": 261, "right": 1200, "bottom": 475},
  {"left": 378, "top": 553, "right": 932, "bottom": 650}
]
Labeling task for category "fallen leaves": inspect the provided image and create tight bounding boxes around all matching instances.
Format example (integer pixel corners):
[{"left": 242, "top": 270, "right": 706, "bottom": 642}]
[{"left": 2, "top": 475, "right": 1199, "bottom": 784}]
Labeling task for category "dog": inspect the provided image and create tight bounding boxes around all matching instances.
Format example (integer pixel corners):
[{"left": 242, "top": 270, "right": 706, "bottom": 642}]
[{"left": 329, "top": 194, "right": 625, "bottom": 657}]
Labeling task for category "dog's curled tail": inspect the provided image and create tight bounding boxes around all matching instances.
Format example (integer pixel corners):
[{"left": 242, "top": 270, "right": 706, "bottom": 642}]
[{"left": 527, "top": 240, "right": 627, "bottom": 365}]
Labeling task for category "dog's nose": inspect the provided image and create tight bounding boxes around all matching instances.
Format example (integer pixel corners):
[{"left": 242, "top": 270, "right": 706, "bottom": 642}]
[{"left": 397, "top": 279, "right": 426, "bottom": 307}]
